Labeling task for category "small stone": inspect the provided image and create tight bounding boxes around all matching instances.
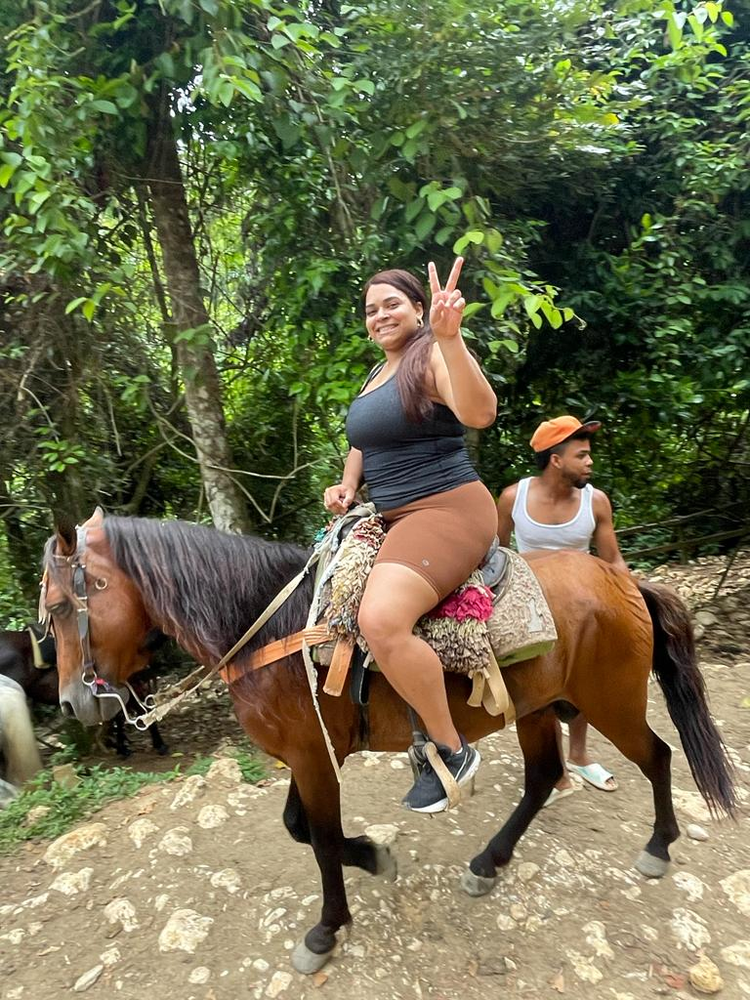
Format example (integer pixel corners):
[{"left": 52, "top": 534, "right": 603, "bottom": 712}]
[
  {"left": 252, "top": 959, "right": 270, "bottom": 972},
  {"left": 100, "top": 947, "right": 120, "bottom": 968},
  {"left": 210, "top": 869, "right": 241, "bottom": 894},
  {"left": 364, "top": 824, "right": 399, "bottom": 846},
  {"left": 265, "top": 971, "right": 293, "bottom": 997},
  {"left": 169, "top": 774, "right": 207, "bottom": 810},
  {"left": 24, "top": 805, "right": 51, "bottom": 827},
  {"left": 158, "top": 827, "right": 193, "bottom": 856},
  {"left": 104, "top": 898, "right": 139, "bottom": 933},
  {"left": 49, "top": 868, "right": 93, "bottom": 897},
  {"left": 188, "top": 967, "right": 211, "bottom": 984},
  {"left": 197, "top": 804, "right": 230, "bottom": 830},
  {"left": 720, "top": 871, "right": 750, "bottom": 918},
  {"left": 43, "top": 824, "right": 107, "bottom": 870},
  {"left": 128, "top": 818, "right": 159, "bottom": 848},
  {"left": 517, "top": 862, "right": 540, "bottom": 883},
  {"left": 158, "top": 909, "right": 213, "bottom": 954},
  {"left": 206, "top": 757, "right": 243, "bottom": 785},
  {"left": 510, "top": 903, "right": 527, "bottom": 922},
  {"left": 689, "top": 953, "right": 724, "bottom": 994},
  {"left": 496, "top": 914, "right": 515, "bottom": 931},
  {"left": 72, "top": 965, "right": 104, "bottom": 992},
  {"left": 687, "top": 824, "right": 710, "bottom": 842},
  {"left": 52, "top": 764, "right": 80, "bottom": 789},
  {"left": 721, "top": 940, "right": 750, "bottom": 969}
]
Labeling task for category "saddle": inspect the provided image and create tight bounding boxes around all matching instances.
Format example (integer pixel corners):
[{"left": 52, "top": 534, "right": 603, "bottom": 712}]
[{"left": 308, "top": 507, "right": 557, "bottom": 721}]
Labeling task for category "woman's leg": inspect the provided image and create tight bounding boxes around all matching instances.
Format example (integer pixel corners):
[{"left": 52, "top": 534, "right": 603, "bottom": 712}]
[{"left": 358, "top": 563, "right": 460, "bottom": 750}]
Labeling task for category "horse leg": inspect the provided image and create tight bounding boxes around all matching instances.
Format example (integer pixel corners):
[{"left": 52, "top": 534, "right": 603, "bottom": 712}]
[
  {"left": 582, "top": 704, "right": 679, "bottom": 878},
  {"left": 285, "top": 762, "right": 362, "bottom": 975},
  {"left": 463, "top": 709, "right": 562, "bottom": 897},
  {"left": 283, "top": 777, "right": 397, "bottom": 879},
  {"left": 113, "top": 712, "right": 131, "bottom": 758},
  {"left": 148, "top": 722, "right": 169, "bottom": 756}
]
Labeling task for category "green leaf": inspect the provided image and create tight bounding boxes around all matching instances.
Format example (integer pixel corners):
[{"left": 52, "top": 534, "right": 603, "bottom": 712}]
[
  {"left": 271, "top": 34, "right": 290, "bottom": 49},
  {"left": 0, "top": 163, "right": 17, "bottom": 188},
  {"left": 90, "top": 100, "right": 119, "bottom": 115},
  {"left": 667, "top": 13, "right": 683, "bottom": 50},
  {"left": 64, "top": 297, "right": 88, "bottom": 315},
  {"left": 462, "top": 302, "right": 485, "bottom": 318},
  {"left": 82, "top": 300, "right": 96, "bottom": 322},
  {"left": 415, "top": 211, "right": 436, "bottom": 241},
  {"left": 406, "top": 119, "right": 428, "bottom": 139},
  {"left": 355, "top": 79, "right": 375, "bottom": 96}
]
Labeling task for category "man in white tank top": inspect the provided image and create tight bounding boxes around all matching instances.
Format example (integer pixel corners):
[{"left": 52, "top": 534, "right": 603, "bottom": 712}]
[{"left": 496, "top": 415, "right": 628, "bottom": 805}]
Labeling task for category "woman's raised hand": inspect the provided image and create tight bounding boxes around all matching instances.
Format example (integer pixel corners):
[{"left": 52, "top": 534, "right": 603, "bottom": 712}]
[{"left": 428, "top": 257, "right": 465, "bottom": 341}]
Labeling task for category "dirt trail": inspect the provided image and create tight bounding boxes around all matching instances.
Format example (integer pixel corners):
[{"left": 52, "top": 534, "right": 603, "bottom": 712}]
[{"left": 1, "top": 555, "right": 749, "bottom": 1000}]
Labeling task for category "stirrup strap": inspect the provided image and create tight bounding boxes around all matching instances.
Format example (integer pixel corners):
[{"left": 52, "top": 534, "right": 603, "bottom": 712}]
[{"left": 423, "top": 741, "right": 461, "bottom": 810}]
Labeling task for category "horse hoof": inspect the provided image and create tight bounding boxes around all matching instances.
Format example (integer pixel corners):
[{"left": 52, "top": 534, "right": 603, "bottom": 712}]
[
  {"left": 291, "top": 941, "right": 333, "bottom": 975},
  {"left": 635, "top": 850, "right": 669, "bottom": 879},
  {"left": 460, "top": 869, "right": 496, "bottom": 897},
  {"left": 374, "top": 845, "right": 398, "bottom": 882}
]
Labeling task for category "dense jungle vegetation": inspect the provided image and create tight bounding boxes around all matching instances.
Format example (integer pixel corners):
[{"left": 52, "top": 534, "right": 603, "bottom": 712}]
[{"left": 0, "top": 0, "right": 748, "bottom": 622}]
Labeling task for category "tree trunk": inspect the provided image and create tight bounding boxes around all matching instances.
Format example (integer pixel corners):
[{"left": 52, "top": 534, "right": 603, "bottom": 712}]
[{"left": 145, "top": 90, "right": 251, "bottom": 534}]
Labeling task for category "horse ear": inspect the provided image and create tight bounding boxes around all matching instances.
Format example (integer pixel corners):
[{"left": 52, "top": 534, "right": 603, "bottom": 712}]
[
  {"left": 81, "top": 506, "right": 104, "bottom": 528},
  {"left": 55, "top": 517, "right": 77, "bottom": 557}
]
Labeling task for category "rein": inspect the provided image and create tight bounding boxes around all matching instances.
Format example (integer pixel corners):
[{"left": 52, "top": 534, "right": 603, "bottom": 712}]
[{"left": 44, "top": 510, "right": 375, "bottom": 781}]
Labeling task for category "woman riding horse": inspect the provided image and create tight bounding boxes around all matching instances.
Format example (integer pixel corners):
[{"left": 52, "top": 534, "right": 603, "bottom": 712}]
[{"left": 323, "top": 258, "right": 497, "bottom": 812}]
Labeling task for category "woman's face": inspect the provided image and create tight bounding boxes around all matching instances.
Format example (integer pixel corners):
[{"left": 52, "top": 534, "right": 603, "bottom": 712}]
[{"left": 364, "top": 283, "right": 423, "bottom": 353}]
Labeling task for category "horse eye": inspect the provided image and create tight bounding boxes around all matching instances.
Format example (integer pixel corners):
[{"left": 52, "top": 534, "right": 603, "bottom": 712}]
[{"left": 47, "top": 601, "right": 72, "bottom": 619}]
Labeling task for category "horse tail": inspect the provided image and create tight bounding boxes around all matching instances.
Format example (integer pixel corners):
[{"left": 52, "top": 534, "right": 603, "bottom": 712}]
[
  {"left": 0, "top": 676, "right": 42, "bottom": 787},
  {"left": 638, "top": 579, "right": 737, "bottom": 818}
]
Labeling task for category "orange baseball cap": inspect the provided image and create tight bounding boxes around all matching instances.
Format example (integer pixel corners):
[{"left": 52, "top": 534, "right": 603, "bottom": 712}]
[{"left": 530, "top": 415, "right": 601, "bottom": 452}]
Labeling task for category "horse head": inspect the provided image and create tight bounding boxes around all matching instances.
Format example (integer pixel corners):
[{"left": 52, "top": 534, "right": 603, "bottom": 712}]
[{"left": 43, "top": 508, "right": 155, "bottom": 726}]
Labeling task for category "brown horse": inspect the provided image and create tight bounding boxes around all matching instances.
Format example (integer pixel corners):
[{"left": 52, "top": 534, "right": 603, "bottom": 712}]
[{"left": 43, "top": 510, "right": 736, "bottom": 974}]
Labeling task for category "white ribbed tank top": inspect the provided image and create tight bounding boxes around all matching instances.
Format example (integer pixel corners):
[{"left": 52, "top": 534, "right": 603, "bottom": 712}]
[{"left": 511, "top": 477, "right": 595, "bottom": 553}]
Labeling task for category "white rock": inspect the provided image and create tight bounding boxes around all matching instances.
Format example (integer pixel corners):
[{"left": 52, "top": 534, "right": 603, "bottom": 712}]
[
  {"left": 128, "top": 818, "right": 159, "bottom": 848},
  {"left": 720, "top": 871, "right": 750, "bottom": 917},
  {"left": 555, "top": 849, "right": 575, "bottom": 867},
  {"left": 188, "top": 967, "right": 211, "bottom": 984},
  {"left": 390, "top": 759, "right": 407, "bottom": 769},
  {"left": 158, "top": 909, "right": 213, "bottom": 954},
  {"left": 496, "top": 914, "right": 516, "bottom": 930},
  {"left": 154, "top": 894, "right": 169, "bottom": 911},
  {"left": 197, "top": 804, "right": 230, "bottom": 830},
  {"left": 517, "top": 862, "right": 540, "bottom": 883},
  {"left": 364, "top": 823, "right": 399, "bottom": 845},
  {"left": 566, "top": 949, "right": 603, "bottom": 984},
  {"left": 158, "top": 827, "right": 193, "bottom": 856},
  {"left": 721, "top": 940, "right": 750, "bottom": 969},
  {"left": 104, "top": 898, "right": 139, "bottom": 933},
  {"left": 672, "top": 788, "right": 712, "bottom": 823},
  {"left": 169, "top": 774, "right": 207, "bottom": 810},
  {"left": 686, "top": 824, "right": 710, "bottom": 842},
  {"left": 206, "top": 757, "right": 243, "bottom": 785},
  {"left": 673, "top": 872, "right": 705, "bottom": 902},
  {"left": 72, "top": 965, "right": 104, "bottom": 992},
  {"left": 210, "top": 869, "right": 241, "bottom": 894},
  {"left": 43, "top": 824, "right": 107, "bottom": 869},
  {"left": 583, "top": 921, "right": 615, "bottom": 959},
  {"left": 265, "top": 971, "right": 293, "bottom": 997},
  {"left": 49, "top": 868, "right": 93, "bottom": 897},
  {"left": 252, "top": 959, "right": 270, "bottom": 972},
  {"left": 100, "top": 947, "right": 121, "bottom": 968},
  {"left": 510, "top": 903, "right": 527, "bottom": 922},
  {"left": 671, "top": 908, "right": 711, "bottom": 950}
]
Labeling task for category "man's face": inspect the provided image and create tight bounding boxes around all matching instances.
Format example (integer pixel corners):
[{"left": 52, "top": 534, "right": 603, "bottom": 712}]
[{"left": 552, "top": 438, "right": 593, "bottom": 489}]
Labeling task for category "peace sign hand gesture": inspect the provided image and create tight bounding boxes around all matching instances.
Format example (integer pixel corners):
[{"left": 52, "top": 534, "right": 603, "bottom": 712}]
[{"left": 428, "top": 257, "right": 465, "bottom": 342}]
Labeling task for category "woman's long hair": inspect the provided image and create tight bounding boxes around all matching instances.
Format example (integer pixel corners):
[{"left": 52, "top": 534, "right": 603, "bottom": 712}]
[{"left": 363, "top": 269, "right": 435, "bottom": 422}]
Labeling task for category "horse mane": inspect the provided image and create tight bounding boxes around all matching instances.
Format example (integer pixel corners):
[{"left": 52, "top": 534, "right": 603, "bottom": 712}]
[{"left": 45, "top": 518, "right": 315, "bottom": 670}]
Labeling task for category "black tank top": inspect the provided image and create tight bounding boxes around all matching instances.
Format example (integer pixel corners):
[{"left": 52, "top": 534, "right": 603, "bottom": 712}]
[{"left": 345, "top": 371, "right": 479, "bottom": 511}]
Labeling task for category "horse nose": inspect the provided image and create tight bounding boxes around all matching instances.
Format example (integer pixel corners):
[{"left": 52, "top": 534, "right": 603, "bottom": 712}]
[{"left": 59, "top": 700, "right": 75, "bottom": 718}]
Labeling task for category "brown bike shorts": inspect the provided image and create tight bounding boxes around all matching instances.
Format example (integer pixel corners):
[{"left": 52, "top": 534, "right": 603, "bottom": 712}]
[{"left": 374, "top": 480, "right": 497, "bottom": 600}]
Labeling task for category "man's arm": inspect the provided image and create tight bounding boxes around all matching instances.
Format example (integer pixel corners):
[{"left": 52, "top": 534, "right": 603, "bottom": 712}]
[
  {"left": 496, "top": 484, "right": 518, "bottom": 547},
  {"left": 592, "top": 490, "right": 629, "bottom": 571}
]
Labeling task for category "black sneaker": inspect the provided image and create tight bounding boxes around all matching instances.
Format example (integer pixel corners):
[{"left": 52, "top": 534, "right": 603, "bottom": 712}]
[{"left": 402, "top": 736, "right": 480, "bottom": 814}]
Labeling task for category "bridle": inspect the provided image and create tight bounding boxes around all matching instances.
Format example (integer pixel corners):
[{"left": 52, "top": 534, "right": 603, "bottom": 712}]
[{"left": 42, "top": 525, "right": 155, "bottom": 729}]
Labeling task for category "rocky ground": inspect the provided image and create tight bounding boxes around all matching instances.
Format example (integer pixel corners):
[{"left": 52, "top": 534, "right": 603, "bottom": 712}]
[{"left": 1, "top": 552, "right": 749, "bottom": 1000}]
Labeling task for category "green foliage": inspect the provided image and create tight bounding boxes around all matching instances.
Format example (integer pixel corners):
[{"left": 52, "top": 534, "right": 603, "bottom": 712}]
[{"left": 0, "top": 750, "right": 267, "bottom": 855}]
